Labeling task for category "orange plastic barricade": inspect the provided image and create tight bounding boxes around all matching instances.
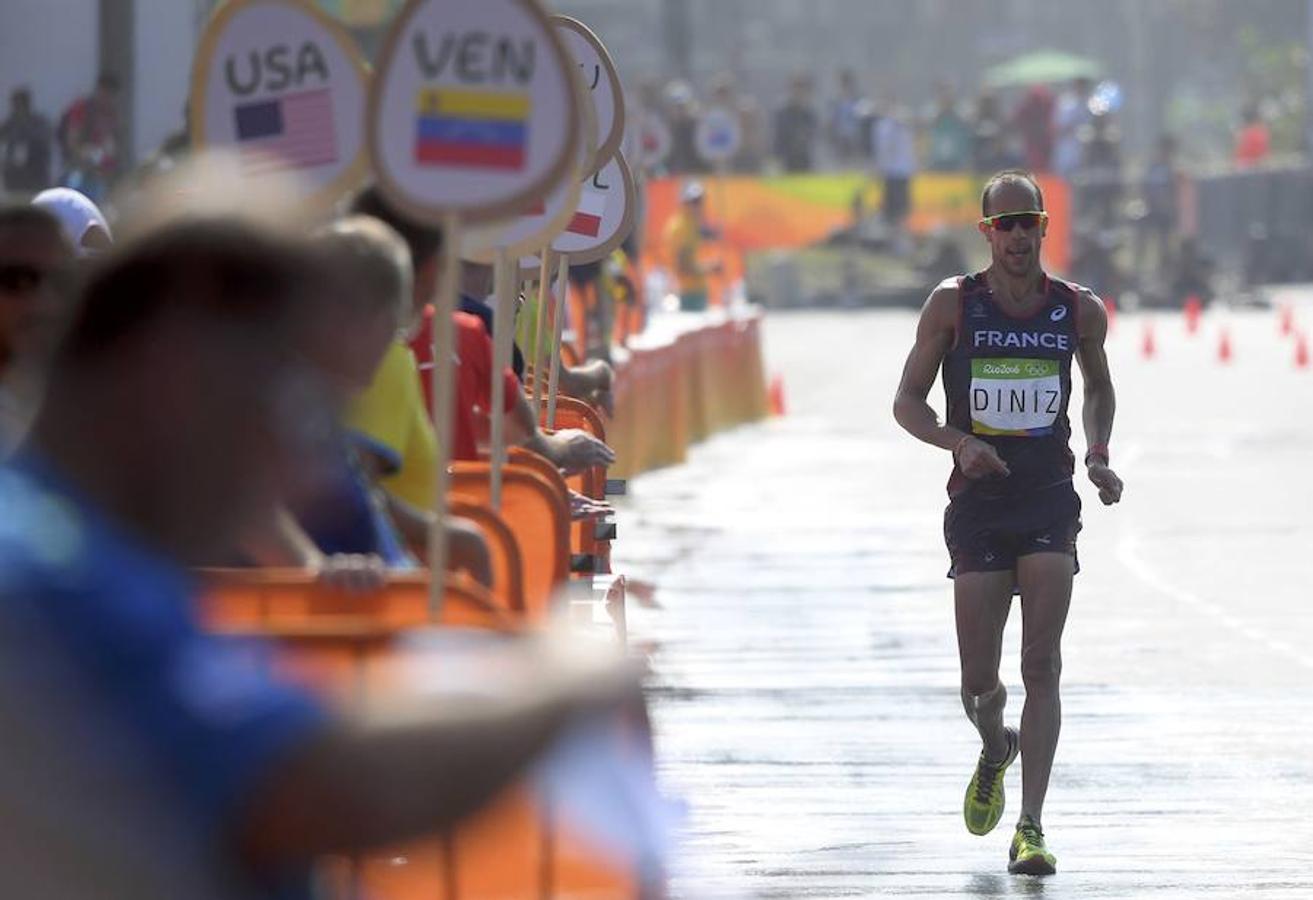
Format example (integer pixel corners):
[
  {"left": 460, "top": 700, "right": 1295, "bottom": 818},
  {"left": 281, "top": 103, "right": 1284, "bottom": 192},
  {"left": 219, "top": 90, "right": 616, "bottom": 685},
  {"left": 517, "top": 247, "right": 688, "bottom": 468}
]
[
  {"left": 197, "top": 572, "right": 639, "bottom": 899},
  {"left": 449, "top": 462, "right": 570, "bottom": 619},
  {"left": 447, "top": 499, "right": 527, "bottom": 616}
]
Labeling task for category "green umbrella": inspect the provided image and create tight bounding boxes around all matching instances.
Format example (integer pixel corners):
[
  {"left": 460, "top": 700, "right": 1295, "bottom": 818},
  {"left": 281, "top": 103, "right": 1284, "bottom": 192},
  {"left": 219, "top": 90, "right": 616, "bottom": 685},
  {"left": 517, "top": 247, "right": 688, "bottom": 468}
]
[{"left": 984, "top": 51, "right": 1104, "bottom": 89}]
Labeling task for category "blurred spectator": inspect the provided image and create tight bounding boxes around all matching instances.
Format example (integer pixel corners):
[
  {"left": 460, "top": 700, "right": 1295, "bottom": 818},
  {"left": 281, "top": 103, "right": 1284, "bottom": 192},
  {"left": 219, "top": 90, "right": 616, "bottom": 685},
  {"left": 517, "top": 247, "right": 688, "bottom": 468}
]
[
  {"left": 1136, "top": 134, "right": 1183, "bottom": 284},
  {"left": 664, "top": 81, "right": 705, "bottom": 174},
  {"left": 972, "top": 90, "right": 1014, "bottom": 174},
  {"left": 926, "top": 82, "right": 972, "bottom": 171},
  {"left": 0, "top": 205, "right": 74, "bottom": 454},
  {"left": 829, "top": 69, "right": 867, "bottom": 163},
  {"left": 664, "top": 180, "right": 721, "bottom": 311},
  {"left": 1076, "top": 112, "right": 1123, "bottom": 229},
  {"left": 1013, "top": 85, "right": 1055, "bottom": 172},
  {"left": 0, "top": 215, "right": 635, "bottom": 897},
  {"left": 1233, "top": 102, "right": 1270, "bottom": 167},
  {"left": 708, "top": 76, "right": 765, "bottom": 174},
  {"left": 874, "top": 106, "right": 918, "bottom": 251},
  {"left": 1, "top": 88, "right": 53, "bottom": 196},
  {"left": 774, "top": 75, "right": 819, "bottom": 173},
  {"left": 32, "top": 187, "right": 112, "bottom": 256},
  {"left": 350, "top": 186, "right": 613, "bottom": 475},
  {"left": 1052, "top": 76, "right": 1093, "bottom": 178},
  {"left": 57, "top": 73, "right": 121, "bottom": 203}
]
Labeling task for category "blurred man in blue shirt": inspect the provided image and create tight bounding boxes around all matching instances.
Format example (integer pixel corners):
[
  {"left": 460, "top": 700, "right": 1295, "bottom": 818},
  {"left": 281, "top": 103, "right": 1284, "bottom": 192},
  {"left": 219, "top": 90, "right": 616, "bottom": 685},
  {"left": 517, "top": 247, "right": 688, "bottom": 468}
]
[{"left": 0, "top": 215, "right": 637, "bottom": 897}]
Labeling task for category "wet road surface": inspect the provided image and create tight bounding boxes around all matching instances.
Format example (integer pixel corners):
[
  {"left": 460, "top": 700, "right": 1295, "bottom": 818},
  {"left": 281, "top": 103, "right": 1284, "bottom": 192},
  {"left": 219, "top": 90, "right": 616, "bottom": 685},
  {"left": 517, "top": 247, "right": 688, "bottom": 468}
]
[{"left": 615, "top": 308, "right": 1313, "bottom": 898}]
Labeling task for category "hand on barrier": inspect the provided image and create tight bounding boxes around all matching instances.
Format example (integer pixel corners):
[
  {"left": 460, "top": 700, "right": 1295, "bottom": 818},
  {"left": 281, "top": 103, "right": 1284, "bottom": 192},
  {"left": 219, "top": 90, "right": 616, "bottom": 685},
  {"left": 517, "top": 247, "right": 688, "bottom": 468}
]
[
  {"left": 543, "top": 429, "right": 616, "bottom": 475},
  {"left": 447, "top": 518, "right": 494, "bottom": 588},
  {"left": 569, "top": 489, "right": 614, "bottom": 520},
  {"left": 313, "top": 553, "right": 388, "bottom": 593}
]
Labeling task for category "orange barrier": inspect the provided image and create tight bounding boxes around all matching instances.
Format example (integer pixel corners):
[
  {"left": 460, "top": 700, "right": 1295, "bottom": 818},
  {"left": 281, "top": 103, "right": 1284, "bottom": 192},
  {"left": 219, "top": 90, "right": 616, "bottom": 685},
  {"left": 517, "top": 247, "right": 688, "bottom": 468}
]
[
  {"left": 448, "top": 499, "right": 526, "bottom": 615},
  {"left": 449, "top": 462, "right": 570, "bottom": 619},
  {"left": 199, "top": 572, "right": 640, "bottom": 899},
  {"left": 539, "top": 396, "right": 612, "bottom": 572},
  {"left": 610, "top": 309, "right": 770, "bottom": 478}
]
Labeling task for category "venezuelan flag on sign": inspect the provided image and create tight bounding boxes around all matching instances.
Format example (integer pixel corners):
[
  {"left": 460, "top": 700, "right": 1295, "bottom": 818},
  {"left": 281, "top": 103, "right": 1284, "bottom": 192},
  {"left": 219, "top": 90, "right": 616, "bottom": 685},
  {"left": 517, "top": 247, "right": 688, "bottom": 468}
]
[{"left": 414, "top": 87, "right": 531, "bottom": 171}]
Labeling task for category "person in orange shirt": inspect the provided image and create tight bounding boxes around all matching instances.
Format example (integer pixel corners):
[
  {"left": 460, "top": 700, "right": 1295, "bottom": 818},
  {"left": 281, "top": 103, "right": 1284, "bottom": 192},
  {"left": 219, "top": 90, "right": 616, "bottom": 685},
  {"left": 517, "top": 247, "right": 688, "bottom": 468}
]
[{"left": 1233, "top": 103, "right": 1270, "bottom": 167}]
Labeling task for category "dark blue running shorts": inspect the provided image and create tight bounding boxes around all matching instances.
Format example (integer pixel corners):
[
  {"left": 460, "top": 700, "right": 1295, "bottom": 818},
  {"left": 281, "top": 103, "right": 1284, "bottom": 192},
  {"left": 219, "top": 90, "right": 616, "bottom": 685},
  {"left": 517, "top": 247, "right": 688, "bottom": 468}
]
[{"left": 944, "top": 483, "right": 1082, "bottom": 579}]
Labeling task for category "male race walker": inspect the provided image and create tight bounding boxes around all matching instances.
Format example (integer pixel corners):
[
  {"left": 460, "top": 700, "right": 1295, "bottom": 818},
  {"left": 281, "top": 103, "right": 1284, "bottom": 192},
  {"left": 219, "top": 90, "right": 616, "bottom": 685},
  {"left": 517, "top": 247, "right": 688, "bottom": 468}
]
[{"left": 893, "top": 170, "right": 1124, "bottom": 875}]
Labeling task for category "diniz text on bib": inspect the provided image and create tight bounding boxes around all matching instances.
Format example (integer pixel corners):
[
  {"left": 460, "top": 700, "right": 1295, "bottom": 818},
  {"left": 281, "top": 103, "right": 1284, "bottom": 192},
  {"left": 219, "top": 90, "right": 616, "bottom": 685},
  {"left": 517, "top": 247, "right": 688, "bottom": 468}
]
[{"left": 969, "top": 357, "right": 1063, "bottom": 437}]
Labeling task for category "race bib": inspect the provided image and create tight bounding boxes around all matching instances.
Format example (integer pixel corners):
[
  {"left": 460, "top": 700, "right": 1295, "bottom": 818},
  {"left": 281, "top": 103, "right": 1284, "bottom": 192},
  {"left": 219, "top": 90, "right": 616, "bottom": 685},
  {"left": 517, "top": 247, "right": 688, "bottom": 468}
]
[{"left": 970, "top": 358, "right": 1062, "bottom": 436}]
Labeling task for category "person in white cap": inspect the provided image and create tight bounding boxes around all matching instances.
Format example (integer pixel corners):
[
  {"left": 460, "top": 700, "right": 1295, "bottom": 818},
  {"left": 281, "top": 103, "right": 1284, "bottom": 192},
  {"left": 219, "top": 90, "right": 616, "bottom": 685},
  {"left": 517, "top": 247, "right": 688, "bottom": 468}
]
[
  {"left": 32, "top": 186, "right": 112, "bottom": 256},
  {"left": 664, "top": 180, "right": 722, "bottom": 311}
]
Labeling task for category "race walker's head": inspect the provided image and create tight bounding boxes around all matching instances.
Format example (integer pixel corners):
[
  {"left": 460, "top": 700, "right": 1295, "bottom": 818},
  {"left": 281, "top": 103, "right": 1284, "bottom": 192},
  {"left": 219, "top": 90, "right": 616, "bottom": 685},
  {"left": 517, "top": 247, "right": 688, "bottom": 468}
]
[{"left": 979, "top": 170, "right": 1047, "bottom": 279}]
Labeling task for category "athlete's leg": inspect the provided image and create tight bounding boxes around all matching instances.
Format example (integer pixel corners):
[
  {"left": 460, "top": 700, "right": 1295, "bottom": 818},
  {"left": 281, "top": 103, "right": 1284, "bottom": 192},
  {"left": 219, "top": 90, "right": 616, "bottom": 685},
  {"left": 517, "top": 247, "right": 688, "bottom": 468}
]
[
  {"left": 954, "top": 571, "right": 1015, "bottom": 761},
  {"left": 1014, "top": 552, "right": 1075, "bottom": 827}
]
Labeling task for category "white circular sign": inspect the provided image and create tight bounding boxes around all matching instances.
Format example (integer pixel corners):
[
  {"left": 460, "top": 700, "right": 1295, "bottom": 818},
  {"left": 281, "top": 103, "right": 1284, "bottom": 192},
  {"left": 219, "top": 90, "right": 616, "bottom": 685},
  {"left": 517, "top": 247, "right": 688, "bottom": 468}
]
[
  {"left": 190, "top": 0, "right": 370, "bottom": 205},
  {"left": 550, "top": 152, "right": 636, "bottom": 264},
  {"left": 695, "top": 106, "right": 741, "bottom": 164},
  {"left": 552, "top": 16, "right": 625, "bottom": 178},
  {"left": 368, "top": 0, "right": 582, "bottom": 225},
  {"left": 634, "top": 108, "right": 671, "bottom": 170}
]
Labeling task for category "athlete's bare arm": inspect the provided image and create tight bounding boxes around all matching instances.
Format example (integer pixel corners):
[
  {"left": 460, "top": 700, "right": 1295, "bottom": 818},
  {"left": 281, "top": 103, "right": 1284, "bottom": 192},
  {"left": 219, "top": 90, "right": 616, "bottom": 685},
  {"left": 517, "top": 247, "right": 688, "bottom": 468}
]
[
  {"left": 1074, "top": 291, "right": 1124, "bottom": 505},
  {"left": 894, "top": 280, "right": 1009, "bottom": 479}
]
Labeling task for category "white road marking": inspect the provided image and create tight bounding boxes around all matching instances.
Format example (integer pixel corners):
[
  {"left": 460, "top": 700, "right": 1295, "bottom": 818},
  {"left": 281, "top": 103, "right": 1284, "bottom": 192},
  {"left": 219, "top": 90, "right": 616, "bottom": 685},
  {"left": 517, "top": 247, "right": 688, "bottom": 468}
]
[{"left": 1116, "top": 531, "right": 1313, "bottom": 671}]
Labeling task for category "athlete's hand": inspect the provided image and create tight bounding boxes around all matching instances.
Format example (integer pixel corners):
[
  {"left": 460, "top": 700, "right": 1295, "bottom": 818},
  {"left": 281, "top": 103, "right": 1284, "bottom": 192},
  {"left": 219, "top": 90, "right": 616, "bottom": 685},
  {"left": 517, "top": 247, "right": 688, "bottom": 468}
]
[
  {"left": 956, "top": 436, "right": 1011, "bottom": 480},
  {"left": 1087, "top": 462, "right": 1123, "bottom": 505}
]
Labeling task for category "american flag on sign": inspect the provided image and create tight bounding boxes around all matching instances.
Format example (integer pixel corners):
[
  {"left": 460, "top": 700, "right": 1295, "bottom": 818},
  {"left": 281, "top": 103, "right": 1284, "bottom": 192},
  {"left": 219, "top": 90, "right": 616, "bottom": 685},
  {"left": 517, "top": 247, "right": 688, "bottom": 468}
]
[{"left": 233, "top": 88, "right": 338, "bottom": 175}]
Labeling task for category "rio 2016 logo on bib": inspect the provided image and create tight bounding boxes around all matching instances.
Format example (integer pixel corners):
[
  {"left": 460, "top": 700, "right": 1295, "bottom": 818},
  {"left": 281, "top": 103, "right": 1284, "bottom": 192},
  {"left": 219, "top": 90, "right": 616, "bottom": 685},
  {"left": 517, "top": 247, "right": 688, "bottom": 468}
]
[{"left": 970, "top": 357, "right": 1062, "bottom": 437}]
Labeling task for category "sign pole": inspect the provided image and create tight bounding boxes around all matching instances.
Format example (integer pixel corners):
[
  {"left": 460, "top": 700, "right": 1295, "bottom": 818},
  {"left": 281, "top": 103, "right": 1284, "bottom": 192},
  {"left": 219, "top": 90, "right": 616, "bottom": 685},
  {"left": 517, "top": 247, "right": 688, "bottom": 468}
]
[
  {"left": 489, "top": 248, "right": 515, "bottom": 510},
  {"left": 428, "top": 211, "right": 462, "bottom": 614},
  {"left": 532, "top": 251, "right": 554, "bottom": 409},
  {"left": 546, "top": 252, "right": 570, "bottom": 429}
]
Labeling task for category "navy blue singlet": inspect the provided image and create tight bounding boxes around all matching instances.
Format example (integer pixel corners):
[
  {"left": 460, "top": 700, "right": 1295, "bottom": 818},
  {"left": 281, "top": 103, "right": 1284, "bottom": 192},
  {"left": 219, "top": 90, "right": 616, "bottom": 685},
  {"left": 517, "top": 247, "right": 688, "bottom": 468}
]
[{"left": 942, "top": 271, "right": 1084, "bottom": 501}]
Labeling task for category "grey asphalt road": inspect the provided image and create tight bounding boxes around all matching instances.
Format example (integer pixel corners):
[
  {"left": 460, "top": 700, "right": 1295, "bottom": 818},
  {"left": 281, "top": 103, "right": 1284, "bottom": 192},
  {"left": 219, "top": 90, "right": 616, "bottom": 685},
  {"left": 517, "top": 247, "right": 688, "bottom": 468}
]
[{"left": 615, "top": 307, "right": 1313, "bottom": 899}]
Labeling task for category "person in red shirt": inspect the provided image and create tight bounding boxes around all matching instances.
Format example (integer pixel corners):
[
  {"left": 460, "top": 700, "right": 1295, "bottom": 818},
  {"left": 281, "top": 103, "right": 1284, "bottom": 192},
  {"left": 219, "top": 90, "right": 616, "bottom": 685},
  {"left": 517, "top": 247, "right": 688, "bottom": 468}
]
[
  {"left": 410, "top": 304, "right": 520, "bottom": 461},
  {"left": 351, "top": 185, "right": 613, "bottom": 473},
  {"left": 1234, "top": 103, "right": 1270, "bottom": 167}
]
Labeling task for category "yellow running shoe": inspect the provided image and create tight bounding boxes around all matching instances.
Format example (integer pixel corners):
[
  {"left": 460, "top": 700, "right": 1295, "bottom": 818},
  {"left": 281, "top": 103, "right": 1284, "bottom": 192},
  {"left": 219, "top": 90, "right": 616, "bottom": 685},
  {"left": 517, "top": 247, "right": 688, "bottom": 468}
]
[
  {"left": 1008, "top": 815, "right": 1057, "bottom": 875},
  {"left": 963, "top": 726, "right": 1019, "bottom": 836}
]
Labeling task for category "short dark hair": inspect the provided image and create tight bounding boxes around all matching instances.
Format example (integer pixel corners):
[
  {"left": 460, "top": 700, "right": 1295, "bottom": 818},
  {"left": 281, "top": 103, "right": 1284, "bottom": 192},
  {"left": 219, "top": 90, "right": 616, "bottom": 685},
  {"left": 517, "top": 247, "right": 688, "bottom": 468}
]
[
  {"left": 59, "top": 219, "right": 315, "bottom": 365},
  {"left": 981, "top": 170, "right": 1045, "bottom": 216},
  {"left": 349, "top": 184, "right": 444, "bottom": 269},
  {"left": 0, "top": 204, "right": 64, "bottom": 239}
]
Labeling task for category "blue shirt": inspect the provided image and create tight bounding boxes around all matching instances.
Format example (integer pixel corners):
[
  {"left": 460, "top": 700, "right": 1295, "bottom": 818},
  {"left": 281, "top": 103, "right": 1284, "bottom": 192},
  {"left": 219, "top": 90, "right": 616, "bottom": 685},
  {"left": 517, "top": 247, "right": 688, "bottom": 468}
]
[
  {"left": 0, "top": 456, "right": 328, "bottom": 897},
  {"left": 293, "top": 434, "right": 413, "bottom": 568}
]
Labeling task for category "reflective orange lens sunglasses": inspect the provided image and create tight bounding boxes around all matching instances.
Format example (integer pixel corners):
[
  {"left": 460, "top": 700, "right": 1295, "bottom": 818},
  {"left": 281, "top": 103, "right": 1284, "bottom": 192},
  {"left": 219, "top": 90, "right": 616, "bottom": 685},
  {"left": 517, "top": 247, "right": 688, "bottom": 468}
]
[{"left": 980, "top": 211, "right": 1048, "bottom": 232}]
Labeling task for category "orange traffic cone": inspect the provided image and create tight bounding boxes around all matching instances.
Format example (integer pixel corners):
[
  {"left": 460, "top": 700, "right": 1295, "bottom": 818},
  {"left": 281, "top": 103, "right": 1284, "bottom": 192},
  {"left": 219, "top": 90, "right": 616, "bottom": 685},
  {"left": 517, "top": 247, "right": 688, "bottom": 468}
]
[
  {"left": 1279, "top": 304, "right": 1295, "bottom": 337},
  {"left": 1296, "top": 331, "right": 1309, "bottom": 370},
  {"left": 1217, "top": 327, "right": 1233, "bottom": 364},
  {"left": 1184, "top": 295, "right": 1202, "bottom": 335},
  {"left": 1140, "top": 321, "right": 1156, "bottom": 359},
  {"left": 769, "top": 374, "right": 788, "bottom": 416}
]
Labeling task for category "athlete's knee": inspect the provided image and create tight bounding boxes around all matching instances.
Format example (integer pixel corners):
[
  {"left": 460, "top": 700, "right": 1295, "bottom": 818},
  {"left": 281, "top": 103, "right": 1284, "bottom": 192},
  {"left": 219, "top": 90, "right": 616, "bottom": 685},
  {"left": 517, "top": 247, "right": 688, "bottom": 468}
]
[{"left": 1020, "top": 649, "right": 1062, "bottom": 689}]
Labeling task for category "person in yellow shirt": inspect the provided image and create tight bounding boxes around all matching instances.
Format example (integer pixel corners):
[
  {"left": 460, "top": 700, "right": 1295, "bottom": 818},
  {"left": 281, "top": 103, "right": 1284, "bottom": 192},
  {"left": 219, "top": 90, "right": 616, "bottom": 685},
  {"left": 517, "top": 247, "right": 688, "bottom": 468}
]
[
  {"left": 663, "top": 180, "right": 721, "bottom": 312},
  {"left": 346, "top": 338, "right": 436, "bottom": 511}
]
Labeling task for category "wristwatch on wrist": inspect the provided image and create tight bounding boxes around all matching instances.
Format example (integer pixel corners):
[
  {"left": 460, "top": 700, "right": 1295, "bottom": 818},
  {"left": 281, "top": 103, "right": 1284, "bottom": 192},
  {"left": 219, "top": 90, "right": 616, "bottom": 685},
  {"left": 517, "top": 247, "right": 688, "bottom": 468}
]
[{"left": 1084, "top": 444, "right": 1110, "bottom": 467}]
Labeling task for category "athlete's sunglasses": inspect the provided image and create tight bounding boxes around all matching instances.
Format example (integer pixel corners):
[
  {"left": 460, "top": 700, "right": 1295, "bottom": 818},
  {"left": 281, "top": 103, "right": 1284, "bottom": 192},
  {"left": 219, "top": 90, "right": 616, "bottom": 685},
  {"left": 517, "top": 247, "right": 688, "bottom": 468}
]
[{"left": 980, "top": 211, "right": 1048, "bottom": 232}]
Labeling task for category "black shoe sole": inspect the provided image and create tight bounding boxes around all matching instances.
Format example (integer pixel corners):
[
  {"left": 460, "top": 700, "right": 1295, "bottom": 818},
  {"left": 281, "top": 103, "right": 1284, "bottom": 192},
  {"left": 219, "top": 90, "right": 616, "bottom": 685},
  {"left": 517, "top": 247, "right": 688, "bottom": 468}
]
[{"left": 1008, "top": 857, "right": 1056, "bottom": 876}]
